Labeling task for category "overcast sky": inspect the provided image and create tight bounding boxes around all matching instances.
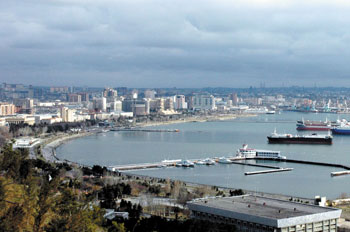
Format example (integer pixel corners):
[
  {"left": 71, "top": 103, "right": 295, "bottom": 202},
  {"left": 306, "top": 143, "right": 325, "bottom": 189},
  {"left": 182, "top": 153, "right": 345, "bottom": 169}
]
[{"left": 1, "top": 0, "right": 350, "bottom": 88}]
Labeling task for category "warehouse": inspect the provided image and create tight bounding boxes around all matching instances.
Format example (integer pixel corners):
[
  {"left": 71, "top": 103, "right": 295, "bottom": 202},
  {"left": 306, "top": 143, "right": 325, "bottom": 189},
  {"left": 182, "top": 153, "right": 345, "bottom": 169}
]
[{"left": 187, "top": 195, "right": 341, "bottom": 232}]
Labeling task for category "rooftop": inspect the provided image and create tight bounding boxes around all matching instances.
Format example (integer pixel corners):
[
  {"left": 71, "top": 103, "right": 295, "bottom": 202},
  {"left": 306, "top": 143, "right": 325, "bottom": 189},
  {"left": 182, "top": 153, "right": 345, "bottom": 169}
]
[{"left": 188, "top": 195, "right": 341, "bottom": 228}]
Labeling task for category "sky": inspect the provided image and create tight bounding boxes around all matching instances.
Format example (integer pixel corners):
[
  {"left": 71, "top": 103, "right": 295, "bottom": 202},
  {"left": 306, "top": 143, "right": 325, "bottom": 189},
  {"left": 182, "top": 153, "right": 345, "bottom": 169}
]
[{"left": 1, "top": 0, "right": 350, "bottom": 88}]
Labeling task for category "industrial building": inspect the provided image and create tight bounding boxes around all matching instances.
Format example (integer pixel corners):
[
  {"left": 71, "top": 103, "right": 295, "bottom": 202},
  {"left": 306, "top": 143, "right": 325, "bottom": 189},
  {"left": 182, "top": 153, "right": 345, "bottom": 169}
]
[{"left": 187, "top": 195, "right": 341, "bottom": 232}]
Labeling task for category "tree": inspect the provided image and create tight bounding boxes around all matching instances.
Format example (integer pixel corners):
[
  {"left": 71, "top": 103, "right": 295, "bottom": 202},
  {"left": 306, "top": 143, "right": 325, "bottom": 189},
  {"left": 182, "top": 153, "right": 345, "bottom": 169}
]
[
  {"left": 111, "top": 221, "right": 126, "bottom": 232},
  {"left": 0, "top": 144, "right": 29, "bottom": 182},
  {"left": 0, "top": 205, "right": 25, "bottom": 232}
]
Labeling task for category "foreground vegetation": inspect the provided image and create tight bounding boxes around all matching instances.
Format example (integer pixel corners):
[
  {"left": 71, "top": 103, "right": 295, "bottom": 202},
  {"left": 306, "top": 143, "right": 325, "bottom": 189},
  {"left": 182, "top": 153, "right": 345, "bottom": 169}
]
[{"left": 0, "top": 143, "right": 236, "bottom": 231}]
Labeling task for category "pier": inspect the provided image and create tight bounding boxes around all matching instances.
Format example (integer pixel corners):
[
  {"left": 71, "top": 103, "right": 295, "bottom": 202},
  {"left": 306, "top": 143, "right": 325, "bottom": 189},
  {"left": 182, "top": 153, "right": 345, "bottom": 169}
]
[
  {"left": 230, "top": 161, "right": 281, "bottom": 169},
  {"left": 245, "top": 168, "right": 293, "bottom": 175},
  {"left": 251, "top": 157, "right": 350, "bottom": 170},
  {"left": 109, "top": 156, "right": 350, "bottom": 178},
  {"left": 331, "top": 171, "right": 350, "bottom": 177}
]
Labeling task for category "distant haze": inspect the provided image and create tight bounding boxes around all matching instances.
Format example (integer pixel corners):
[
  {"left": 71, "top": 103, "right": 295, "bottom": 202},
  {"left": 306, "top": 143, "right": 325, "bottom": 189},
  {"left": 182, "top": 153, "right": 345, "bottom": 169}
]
[{"left": 2, "top": 0, "right": 350, "bottom": 88}]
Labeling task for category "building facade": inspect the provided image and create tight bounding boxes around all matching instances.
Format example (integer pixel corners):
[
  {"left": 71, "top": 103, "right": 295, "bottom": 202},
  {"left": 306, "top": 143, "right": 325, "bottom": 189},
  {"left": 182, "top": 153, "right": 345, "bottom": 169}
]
[
  {"left": 192, "top": 94, "right": 216, "bottom": 110},
  {"left": 188, "top": 195, "right": 341, "bottom": 232}
]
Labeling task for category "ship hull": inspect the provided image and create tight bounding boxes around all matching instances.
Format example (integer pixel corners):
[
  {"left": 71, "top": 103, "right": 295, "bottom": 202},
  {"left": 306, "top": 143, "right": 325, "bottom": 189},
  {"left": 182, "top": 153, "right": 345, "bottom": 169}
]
[
  {"left": 332, "top": 129, "right": 350, "bottom": 135},
  {"left": 296, "top": 126, "right": 331, "bottom": 131},
  {"left": 267, "top": 137, "right": 332, "bottom": 145}
]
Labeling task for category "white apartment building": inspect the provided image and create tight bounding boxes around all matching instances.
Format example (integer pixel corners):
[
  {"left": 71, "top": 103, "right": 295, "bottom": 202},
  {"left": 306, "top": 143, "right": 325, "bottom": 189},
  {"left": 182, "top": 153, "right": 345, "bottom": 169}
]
[{"left": 192, "top": 94, "right": 216, "bottom": 110}]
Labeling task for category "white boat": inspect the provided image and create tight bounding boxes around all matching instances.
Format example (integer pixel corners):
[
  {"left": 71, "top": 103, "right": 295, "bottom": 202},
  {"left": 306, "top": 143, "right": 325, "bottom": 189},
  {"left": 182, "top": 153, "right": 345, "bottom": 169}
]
[
  {"left": 236, "top": 144, "right": 285, "bottom": 159},
  {"left": 195, "top": 160, "right": 206, "bottom": 165},
  {"left": 176, "top": 160, "right": 194, "bottom": 167},
  {"left": 218, "top": 157, "right": 233, "bottom": 164},
  {"left": 236, "top": 144, "right": 256, "bottom": 158},
  {"left": 203, "top": 158, "right": 216, "bottom": 165}
]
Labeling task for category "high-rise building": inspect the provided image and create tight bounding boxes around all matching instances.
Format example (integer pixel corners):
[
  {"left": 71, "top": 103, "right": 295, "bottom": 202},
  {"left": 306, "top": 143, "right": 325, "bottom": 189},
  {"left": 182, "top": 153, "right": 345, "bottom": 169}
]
[
  {"left": 164, "top": 97, "right": 174, "bottom": 110},
  {"left": 93, "top": 97, "right": 107, "bottom": 112},
  {"left": 78, "top": 92, "right": 90, "bottom": 102},
  {"left": 230, "top": 93, "right": 238, "bottom": 106},
  {"left": 175, "top": 95, "right": 187, "bottom": 110},
  {"left": 192, "top": 94, "right": 216, "bottom": 110},
  {"left": 60, "top": 107, "right": 75, "bottom": 122}
]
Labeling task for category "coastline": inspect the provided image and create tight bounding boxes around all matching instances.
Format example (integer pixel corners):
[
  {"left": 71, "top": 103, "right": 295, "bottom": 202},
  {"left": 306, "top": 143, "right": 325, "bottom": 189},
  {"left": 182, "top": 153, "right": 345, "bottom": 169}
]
[
  {"left": 42, "top": 113, "right": 256, "bottom": 162},
  {"left": 42, "top": 131, "right": 93, "bottom": 162}
]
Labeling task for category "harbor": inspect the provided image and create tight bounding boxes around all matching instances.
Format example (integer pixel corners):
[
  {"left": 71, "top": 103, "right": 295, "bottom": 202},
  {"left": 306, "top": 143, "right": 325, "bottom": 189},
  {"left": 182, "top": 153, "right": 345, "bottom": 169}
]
[{"left": 57, "top": 111, "right": 350, "bottom": 199}]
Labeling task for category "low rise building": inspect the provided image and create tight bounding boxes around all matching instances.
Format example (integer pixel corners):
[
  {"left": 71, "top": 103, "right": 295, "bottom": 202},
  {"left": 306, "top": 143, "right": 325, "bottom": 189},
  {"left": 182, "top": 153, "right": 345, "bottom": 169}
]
[
  {"left": 5, "top": 115, "right": 35, "bottom": 125},
  {"left": 187, "top": 195, "right": 341, "bottom": 232}
]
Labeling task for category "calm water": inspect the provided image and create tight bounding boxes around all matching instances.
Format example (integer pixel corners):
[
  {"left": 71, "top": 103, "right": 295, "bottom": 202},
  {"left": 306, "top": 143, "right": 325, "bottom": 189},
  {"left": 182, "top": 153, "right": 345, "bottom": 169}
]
[{"left": 57, "top": 112, "right": 350, "bottom": 199}]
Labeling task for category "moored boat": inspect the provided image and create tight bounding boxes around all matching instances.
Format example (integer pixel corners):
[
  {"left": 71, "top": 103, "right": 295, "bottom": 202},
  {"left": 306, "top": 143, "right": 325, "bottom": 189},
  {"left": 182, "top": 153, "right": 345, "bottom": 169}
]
[
  {"left": 332, "top": 124, "right": 350, "bottom": 135},
  {"left": 218, "top": 157, "right": 233, "bottom": 164},
  {"left": 236, "top": 144, "right": 285, "bottom": 159},
  {"left": 268, "top": 130, "right": 332, "bottom": 145},
  {"left": 202, "top": 158, "right": 216, "bottom": 165},
  {"left": 296, "top": 118, "right": 339, "bottom": 131},
  {"left": 176, "top": 160, "right": 195, "bottom": 167}
]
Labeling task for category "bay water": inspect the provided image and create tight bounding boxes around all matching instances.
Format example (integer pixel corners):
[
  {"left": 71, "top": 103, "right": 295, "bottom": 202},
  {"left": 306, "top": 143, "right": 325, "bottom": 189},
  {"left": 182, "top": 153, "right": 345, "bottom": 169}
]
[{"left": 56, "top": 112, "right": 350, "bottom": 199}]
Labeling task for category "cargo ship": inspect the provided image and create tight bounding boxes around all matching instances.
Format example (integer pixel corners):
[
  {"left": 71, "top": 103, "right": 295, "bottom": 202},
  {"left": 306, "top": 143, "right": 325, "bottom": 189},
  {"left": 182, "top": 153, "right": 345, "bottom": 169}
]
[
  {"left": 331, "top": 122, "right": 350, "bottom": 135},
  {"left": 267, "top": 130, "right": 333, "bottom": 145},
  {"left": 296, "top": 118, "right": 339, "bottom": 131}
]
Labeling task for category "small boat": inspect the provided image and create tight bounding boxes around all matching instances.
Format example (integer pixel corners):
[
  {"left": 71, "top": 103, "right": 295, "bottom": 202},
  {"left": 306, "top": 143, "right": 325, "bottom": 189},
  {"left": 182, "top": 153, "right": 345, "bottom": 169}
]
[
  {"left": 203, "top": 158, "right": 216, "bottom": 165},
  {"left": 176, "top": 160, "right": 194, "bottom": 167},
  {"left": 195, "top": 160, "right": 206, "bottom": 165},
  {"left": 218, "top": 157, "right": 233, "bottom": 164}
]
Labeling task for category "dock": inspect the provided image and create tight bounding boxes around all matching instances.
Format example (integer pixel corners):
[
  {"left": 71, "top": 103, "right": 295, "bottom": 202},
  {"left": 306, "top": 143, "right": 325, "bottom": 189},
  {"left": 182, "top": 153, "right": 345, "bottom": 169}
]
[
  {"left": 109, "top": 156, "right": 350, "bottom": 177},
  {"left": 331, "top": 171, "right": 350, "bottom": 177},
  {"left": 251, "top": 157, "right": 350, "bottom": 170},
  {"left": 230, "top": 161, "right": 281, "bottom": 169},
  {"left": 245, "top": 168, "right": 293, "bottom": 175}
]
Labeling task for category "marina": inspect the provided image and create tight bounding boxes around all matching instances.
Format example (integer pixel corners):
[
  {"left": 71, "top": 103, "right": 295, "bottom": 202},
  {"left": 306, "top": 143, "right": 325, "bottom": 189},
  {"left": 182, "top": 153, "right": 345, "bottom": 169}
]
[{"left": 110, "top": 155, "right": 350, "bottom": 179}]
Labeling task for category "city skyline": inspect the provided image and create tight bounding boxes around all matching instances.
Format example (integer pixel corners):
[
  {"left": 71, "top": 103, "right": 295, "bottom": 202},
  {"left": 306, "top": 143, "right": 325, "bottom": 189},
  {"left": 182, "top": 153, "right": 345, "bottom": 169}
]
[{"left": 2, "top": 0, "right": 350, "bottom": 87}]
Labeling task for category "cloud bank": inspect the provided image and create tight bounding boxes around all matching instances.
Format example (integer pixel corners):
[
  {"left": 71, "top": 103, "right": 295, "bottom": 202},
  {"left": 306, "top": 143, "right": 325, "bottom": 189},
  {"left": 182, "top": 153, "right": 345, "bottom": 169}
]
[{"left": 1, "top": 0, "right": 350, "bottom": 87}]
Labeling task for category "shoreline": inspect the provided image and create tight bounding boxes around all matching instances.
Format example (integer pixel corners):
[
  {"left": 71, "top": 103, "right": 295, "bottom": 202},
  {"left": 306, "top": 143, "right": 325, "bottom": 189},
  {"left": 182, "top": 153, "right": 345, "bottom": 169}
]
[
  {"left": 42, "top": 131, "right": 94, "bottom": 162},
  {"left": 42, "top": 113, "right": 256, "bottom": 162}
]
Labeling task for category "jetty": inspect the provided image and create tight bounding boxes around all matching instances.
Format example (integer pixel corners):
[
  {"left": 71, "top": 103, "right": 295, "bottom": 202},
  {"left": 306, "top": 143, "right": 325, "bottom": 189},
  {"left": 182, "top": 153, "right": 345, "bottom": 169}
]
[
  {"left": 230, "top": 161, "right": 281, "bottom": 169},
  {"left": 331, "top": 171, "right": 350, "bottom": 177},
  {"left": 251, "top": 157, "right": 350, "bottom": 170},
  {"left": 245, "top": 168, "right": 293, "bottom": 175}
]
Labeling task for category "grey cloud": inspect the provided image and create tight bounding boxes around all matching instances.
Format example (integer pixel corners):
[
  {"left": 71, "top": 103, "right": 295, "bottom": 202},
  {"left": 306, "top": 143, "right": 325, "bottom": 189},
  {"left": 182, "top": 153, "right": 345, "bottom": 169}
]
[{"left": 2, "top": 0, "right": 350, "bottom": 87}]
